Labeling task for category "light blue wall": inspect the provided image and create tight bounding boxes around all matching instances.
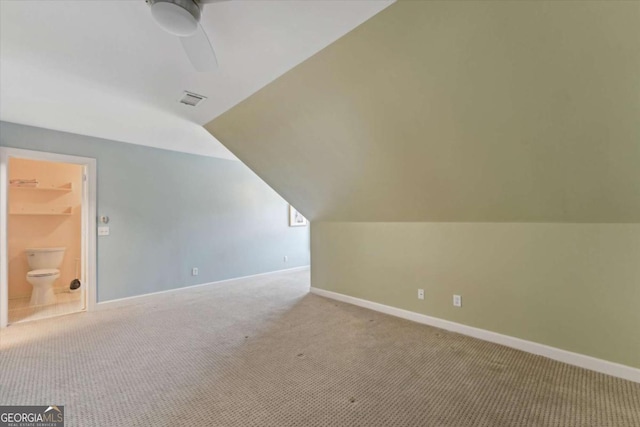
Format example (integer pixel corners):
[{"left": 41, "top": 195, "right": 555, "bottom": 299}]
[{"left": 0, "top": 121, "right": 309, "bottom": 302}]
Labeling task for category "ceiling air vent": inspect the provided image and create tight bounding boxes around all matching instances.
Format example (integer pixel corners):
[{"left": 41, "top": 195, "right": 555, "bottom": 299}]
[{"left": 179, "top": 91, "right": 207, "bottom": 107}]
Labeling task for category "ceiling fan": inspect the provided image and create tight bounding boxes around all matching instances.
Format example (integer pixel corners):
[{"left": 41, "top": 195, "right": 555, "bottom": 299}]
[{"left": 145, "top": 0, "right": 227, "bottom": 72}]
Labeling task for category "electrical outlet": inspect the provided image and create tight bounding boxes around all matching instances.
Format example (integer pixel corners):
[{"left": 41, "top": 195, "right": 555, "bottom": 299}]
[
  {"left": 453, "top": 294, "right": 462, "bottom": 307},
  {"left": 418, "top": 289, "right": 424, "bottom": 300},
  {"left": 283, "top": 256, "right": 288, "bottom": 263},
  {"left": 192, "top": 267, "right": 199, "bottom": 276}
]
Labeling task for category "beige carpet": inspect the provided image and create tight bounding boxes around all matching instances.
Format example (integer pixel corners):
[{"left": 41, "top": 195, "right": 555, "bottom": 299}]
[{"left": 1, "top": 269, "right": 639, "bottom": 427}]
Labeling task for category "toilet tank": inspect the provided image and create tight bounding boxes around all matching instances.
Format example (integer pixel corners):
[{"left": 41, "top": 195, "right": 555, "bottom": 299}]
[{"left": 25, "top": 247, "right": 66, "bottom": 270}]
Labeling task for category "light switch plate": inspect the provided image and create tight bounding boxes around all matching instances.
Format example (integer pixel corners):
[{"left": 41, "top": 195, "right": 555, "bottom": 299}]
[{"left": 98, "top": 226, "right": 110, "bottom": 236}]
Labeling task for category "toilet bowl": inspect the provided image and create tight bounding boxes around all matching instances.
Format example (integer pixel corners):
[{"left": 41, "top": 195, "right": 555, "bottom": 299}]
[
  {"left": 26, "top": 269, "right": 60, "bottom": 306},
  {"left": 25, "top": 247, "right": 66, "bottom": 307}
]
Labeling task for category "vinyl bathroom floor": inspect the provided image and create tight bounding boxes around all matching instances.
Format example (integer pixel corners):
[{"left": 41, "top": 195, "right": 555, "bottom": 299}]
[{"left": 8, "top": 291, "right": 83, "bottom": 324}]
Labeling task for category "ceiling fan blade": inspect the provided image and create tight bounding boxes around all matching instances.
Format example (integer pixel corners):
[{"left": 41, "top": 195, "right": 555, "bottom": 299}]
[{"left": 179, "top": 23, "right": 218, "bottom": 72}]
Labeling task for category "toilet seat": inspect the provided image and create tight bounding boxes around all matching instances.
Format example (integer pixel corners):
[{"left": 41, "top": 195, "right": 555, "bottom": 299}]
[{"left": 27, "top": 268, "right": 60, "bottom": 278}]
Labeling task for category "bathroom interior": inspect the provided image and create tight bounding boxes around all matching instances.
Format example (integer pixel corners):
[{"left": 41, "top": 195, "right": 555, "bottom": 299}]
[{"left": 7, "top": 157, "right": 85, "bottom": 324}]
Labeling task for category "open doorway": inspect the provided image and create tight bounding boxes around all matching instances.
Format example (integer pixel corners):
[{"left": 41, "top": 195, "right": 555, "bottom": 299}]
[
  {"left": 0, "top": 148, "right": 96, "bottom": 327},
  {"left": 8, "top": 157, "right": 84, "bottom": 323}
]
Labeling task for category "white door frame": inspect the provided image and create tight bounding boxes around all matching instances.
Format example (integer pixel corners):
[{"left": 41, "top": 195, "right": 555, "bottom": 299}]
[{"left": 0, "top": 147, "right": 97, "bottom": 328}]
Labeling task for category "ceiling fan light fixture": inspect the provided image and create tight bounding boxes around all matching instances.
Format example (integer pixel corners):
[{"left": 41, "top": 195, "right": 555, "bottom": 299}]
[{"left": 150, "top": 0, "right": 201, "bottom": 37}]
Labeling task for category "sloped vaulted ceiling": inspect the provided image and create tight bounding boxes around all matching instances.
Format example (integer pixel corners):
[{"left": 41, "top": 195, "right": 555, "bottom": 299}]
[{"left": 206, "top": 1, "right": 640, "bottom": 223}]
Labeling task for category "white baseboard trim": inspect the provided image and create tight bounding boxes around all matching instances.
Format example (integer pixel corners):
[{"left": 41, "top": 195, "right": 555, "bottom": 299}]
[
  {"left": 96, "top": 266, "right": 310, "bottom": 311},
  {"left": 310, "top": 287, "right": 640, "bottom": 384}
]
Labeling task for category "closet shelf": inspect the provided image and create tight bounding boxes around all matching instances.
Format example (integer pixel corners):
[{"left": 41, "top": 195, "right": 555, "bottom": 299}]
[
  {"left": 9, "top": 182, "right": 73, "bottom": 192},
  {"left": 9, "top": 207, "right": 73, "bottom": 216}
]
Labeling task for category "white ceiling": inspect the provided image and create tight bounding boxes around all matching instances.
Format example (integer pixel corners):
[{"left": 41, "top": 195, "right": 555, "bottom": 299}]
[{"left": 0, "top": 0, "right": 392, "bottom": 160}]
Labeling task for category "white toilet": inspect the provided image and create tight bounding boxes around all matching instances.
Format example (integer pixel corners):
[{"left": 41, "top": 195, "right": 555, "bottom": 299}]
[{"left": 25, "top": 247, "right": 66, "bottom": 306}]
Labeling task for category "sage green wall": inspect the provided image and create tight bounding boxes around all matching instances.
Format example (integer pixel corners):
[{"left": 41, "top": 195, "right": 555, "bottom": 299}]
[
  {"left": 206, "top": 1, "right": 640, "bottom": 369},
  {"left": 312, "top": 222, "right": 640, "bottom": 368},
  {"left": 207, "top": 1, "right": 640, "bottom": 223}
]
